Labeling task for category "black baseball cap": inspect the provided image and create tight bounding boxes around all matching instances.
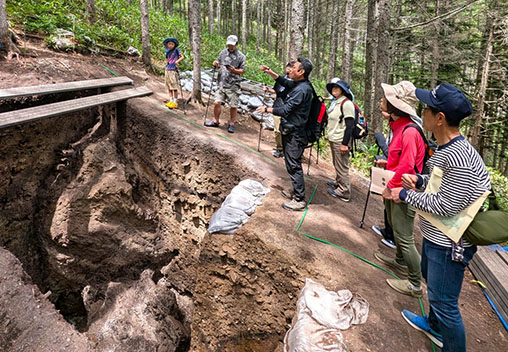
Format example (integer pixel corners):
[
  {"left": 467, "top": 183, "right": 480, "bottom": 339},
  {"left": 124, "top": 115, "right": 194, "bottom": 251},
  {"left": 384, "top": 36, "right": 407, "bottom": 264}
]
[{"left": 415, "top": 83, "right": 473, "bottom": 123}]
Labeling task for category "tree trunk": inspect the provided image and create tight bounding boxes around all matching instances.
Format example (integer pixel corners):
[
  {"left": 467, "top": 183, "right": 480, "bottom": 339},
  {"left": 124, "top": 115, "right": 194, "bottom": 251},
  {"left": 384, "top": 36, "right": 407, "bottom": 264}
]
[
  {"left": 373, "top": 0, "right": 391, "bottom": 134},
  {"left": 430, "top": 0, "right": 441, "bottom": 88},
  {"left": 267, "top": 0, "right": 272, "bottom": 52},
  {"left": 471, "top": 1, "right": 496, "bottom": 149},
  {"left": 140, "top": 0, "right": 152, "bottom": 67},
  {"left": 363, "top": 0, "right": 378, "bottom": 121},
  {"left": 306, "top": 0, "right": 313, "bottom": 63},
  {"left": 188, "top": 0, "right": 202, "bottom": 103},
  {"left": 326, "top": 0, "right": 340, "bottom": 82},
  {"left": 216, "top": 0, "right": 221, "bottom": 34},
  {"left": 232, "top": 0, "right": 236, "bottom": 35},
  {"left": 289, "top": 0, "right": 305, "bottom": 61},
  {"left": 256, "top": 0, "right": 261, "bottom": 54},
  {"left": 241, "top": 0, "right": 247, "bottom": 53},
  {"left": 208, "top": 0, "right": 214, "bottom": 33},
  {"left": 340, "top": 0, "right": 354, "bottom": 83},
  {"left": 86, "top": 0, "right": 97, "bottom": 24}
]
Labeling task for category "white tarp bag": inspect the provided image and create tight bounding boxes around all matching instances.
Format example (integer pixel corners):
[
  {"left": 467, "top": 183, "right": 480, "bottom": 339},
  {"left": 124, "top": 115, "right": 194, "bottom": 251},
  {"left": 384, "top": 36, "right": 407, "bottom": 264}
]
[
  {"left": 207, "top": 179, "right": 270, "bottom": 234},
  {"left": 284, "top": 278, "right": 369, "bottom": 352}
]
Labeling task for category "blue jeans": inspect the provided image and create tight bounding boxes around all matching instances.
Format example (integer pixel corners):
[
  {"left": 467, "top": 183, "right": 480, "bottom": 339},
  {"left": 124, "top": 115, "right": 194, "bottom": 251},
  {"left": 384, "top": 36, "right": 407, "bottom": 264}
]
[{"left": 421, "top": 239, "right": 477, "bottom": 352}]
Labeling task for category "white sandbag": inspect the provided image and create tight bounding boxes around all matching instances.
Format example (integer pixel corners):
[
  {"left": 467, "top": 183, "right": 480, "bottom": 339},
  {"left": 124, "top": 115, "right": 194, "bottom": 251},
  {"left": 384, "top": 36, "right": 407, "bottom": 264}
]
[
  {"left": 207, "top": 205, "right": 249, "bottom": 234},
  {"left": 237, "top": 179, "right": 270, "bottom": 198},
  {"left": 284, "top": 278, "right": 369, "bottom": 352},
  {"left": 222, "top": 192, "right": 257, "bottom": 216}
]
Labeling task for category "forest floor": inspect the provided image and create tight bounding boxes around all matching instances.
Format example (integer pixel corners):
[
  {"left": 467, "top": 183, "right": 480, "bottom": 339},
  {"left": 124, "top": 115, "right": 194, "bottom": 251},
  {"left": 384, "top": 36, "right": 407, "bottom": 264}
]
[{"left": 1, "top": 38, "right": 507, "bottom": 352}]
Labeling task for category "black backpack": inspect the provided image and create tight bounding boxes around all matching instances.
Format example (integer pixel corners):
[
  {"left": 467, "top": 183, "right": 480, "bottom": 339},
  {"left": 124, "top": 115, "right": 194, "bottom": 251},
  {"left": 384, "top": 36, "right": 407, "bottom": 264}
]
[
  {"left": 339, "top": 99, "right": 368, "bottom": 140},
  {"left": 402, "top": 123, "right": 437, "bottom": 174},
  {"left": 304, "top": 84, "right": 328, "bottom": 145}
]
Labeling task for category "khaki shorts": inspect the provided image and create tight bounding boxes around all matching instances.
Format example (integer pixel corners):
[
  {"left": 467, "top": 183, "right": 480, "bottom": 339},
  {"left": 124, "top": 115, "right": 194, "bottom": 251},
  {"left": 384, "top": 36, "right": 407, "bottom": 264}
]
[
  {"left": 214, "top": 84, "right": 240, "bottom": 108},
  {"left": 165, "top": 70, "right": 179, "bottom": 91}
]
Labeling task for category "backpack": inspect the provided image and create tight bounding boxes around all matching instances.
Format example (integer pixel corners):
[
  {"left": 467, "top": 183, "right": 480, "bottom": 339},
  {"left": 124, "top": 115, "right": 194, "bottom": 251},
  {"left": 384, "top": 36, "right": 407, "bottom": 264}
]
[
  {"left": 339, "top": 99, "right": 368, "bottom": 140},
  {"left": 402, "top": 123, "right": 437, "bottom": 174},
  {"left": 304, "top": 84, "right": 328, "bottom": 145},
  {"left": 463, "top": 191, "right": 508, "bottom": 245}
]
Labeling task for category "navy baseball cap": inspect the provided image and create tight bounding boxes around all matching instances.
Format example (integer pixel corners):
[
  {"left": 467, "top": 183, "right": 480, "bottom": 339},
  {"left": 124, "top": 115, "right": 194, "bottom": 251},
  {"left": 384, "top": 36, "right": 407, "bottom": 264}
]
[{"left": 415, "top": 83, "right": 473, "bottom": 123}]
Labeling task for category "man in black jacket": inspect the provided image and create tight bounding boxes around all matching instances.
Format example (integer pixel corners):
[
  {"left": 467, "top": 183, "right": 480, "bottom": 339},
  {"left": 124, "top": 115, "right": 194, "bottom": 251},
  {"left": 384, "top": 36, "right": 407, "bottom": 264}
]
[{"left": 257, "top": 58, "right": 314, "bottom": 211}]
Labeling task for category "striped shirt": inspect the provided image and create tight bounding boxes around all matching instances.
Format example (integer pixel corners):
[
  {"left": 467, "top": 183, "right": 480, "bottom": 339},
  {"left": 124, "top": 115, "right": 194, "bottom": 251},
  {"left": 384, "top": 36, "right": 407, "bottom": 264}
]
[{"left": 404, "top": 136, "right": 491, "bottom": 247}]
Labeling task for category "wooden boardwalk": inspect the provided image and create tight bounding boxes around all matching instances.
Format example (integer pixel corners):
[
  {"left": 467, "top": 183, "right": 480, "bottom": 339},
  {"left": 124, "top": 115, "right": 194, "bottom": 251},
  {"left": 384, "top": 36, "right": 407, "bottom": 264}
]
[
  {"left": 0, "top": 86, "right": 152, "bottom": 129},
  {"left": 470, "top": 246, "right": 508, "bottom": 325},
  {"left": 0, "top": 76, "right": 133, "bottom": 100}
]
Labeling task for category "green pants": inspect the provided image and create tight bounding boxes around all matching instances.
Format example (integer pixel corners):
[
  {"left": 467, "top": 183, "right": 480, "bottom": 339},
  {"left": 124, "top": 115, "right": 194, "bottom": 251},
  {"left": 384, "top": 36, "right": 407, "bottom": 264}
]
[{"left": 385, "top": 199, "right": 421, "bottom": 287}]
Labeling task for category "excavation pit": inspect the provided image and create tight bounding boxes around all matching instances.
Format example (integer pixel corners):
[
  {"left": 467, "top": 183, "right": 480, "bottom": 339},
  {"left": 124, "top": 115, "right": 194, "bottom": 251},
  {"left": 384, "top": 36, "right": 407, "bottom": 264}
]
[{"left": 0, "top": 97, "right": 304, "bottom": 351}]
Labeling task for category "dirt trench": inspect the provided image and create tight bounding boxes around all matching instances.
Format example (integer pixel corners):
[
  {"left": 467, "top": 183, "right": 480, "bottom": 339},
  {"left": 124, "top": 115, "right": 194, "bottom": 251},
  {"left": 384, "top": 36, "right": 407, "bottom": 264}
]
[{"left": 0, "top": 97, "right": 307, "bottom": 351}]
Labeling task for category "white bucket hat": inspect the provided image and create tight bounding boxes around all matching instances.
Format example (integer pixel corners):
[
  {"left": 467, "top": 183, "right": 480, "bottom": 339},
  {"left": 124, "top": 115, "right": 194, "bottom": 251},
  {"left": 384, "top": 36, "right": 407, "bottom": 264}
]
[{"left": 381, "top": 81, "right": 418, "bottom": 117}]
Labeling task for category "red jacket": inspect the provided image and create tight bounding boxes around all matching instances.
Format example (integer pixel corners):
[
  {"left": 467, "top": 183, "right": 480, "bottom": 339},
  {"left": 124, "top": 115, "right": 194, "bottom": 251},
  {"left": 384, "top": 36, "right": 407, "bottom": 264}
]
[{"left": 386, "top": 117, "right": 426, "bottom": 188}]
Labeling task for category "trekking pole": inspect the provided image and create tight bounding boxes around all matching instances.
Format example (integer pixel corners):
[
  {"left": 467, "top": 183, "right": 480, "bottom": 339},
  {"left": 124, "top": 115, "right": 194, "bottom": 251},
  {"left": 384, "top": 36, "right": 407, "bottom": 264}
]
[
  {"left": 257, "top": 84, "right": 267, "bottom": 152},
  {"left": 359, "top": 169, "right": 372, "bottom": 228},
  {"left": 307, "top": 144, "right": 312, "bottom": 176},
  {"left": 204, "top": 67, "right": 217, "bottom": 125},
  {"left": 175, "top": 66, "right": 186, "bottom": 115},
  {"left": 316, "top": 140, "right": 320, "bottom": 165}
]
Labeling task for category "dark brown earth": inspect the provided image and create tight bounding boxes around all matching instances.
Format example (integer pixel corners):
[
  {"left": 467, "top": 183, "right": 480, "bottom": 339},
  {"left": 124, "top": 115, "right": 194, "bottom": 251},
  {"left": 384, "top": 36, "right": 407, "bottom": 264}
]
[{"left": 0, "top": 37, "right": 507, "bottom": 351}]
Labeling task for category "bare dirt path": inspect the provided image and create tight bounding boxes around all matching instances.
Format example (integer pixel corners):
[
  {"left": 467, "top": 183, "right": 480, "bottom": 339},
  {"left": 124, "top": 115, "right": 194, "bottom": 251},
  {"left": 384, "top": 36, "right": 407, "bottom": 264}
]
[{"left": 1, "top": 39, "right": 507, "bottom": 351}]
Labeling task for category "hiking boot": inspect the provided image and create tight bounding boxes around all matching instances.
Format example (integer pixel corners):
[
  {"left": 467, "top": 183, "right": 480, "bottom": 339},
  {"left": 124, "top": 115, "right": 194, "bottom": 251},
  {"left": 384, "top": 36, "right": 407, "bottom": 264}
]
[
  {"left": 272, "top": 149, "right": 283, "bottom": 158},
  {"left": 381, "top": 238, "right": 397, "bottom": 249},
  {"left": 326, "top": 180, "right": 338, "bottom": 189},
  {"left": 282, "top": 198, "right": 307, "bottom": 211},
  {"left": 386, "top": 279, "right": 423, "bottom": 298},
  {"left": 227, "top": 124, "right": 235, "bottom": 133},
  {"left": 281, "top": 189, "right": 294, "bottom": 200},
  {"left": 374, "top": 251, "right": 408, "bottom": 277},
  {"left": 401, "top": 310, "right": 443, "bottom": 348},
  {"left": 327, "top": 188, "right": 350, "bottom": 202}
]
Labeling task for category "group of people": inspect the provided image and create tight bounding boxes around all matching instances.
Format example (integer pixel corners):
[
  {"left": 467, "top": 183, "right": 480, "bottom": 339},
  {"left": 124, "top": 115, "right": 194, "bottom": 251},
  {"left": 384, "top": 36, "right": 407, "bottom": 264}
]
[{"left": 167, "top": 34, "right": 491, "bottom": 352}]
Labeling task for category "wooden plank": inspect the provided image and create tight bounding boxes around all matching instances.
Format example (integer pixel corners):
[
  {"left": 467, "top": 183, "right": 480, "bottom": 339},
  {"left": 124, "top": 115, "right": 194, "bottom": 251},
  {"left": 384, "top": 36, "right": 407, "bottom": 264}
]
[
  {"left": 0, "top": 87, "right": 152, "bottom": 129},
  {"left": 0, "top": 76, "right": 133, "bottom": 99},
  {"left": 470, "top": 261, "right": 508, "bottom": 314},
  {"left": 470, "top": 264, "right": 508, "bottom": 323}
]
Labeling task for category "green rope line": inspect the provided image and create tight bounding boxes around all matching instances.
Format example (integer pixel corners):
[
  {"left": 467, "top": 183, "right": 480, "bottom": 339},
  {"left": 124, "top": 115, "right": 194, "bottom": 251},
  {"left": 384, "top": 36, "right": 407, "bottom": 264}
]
[
  {"left": 296, "top": 184, "right": 318, "bottom": 231},
  {"left": 99, "top": 63, "right": 118, "bottom": 77},
  {"left": 299, "top": 232, "right": 436, "bottom": 352}
]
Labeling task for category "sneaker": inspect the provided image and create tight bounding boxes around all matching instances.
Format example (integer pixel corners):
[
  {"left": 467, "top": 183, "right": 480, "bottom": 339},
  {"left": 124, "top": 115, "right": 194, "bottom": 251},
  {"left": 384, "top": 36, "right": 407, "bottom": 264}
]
[
  {"left": 381, "top": 238, "right": 397, "bottom": 249},
  {"left": 326, "top": 180, "right": 338, "bottom": 189},
  {"left": 386, "top": 279, "right": 422, "bottom": 298},
  {"left": 165, "top": 101, "right": 177, "bottom": 109},
  {"left": 272, "top": 149, "right": 283, "bottom": 158},
  {"left": 401, "top": 310, "right": 443, "bottom": 348},
  {"left": 372, "top": 225, "right": 384, "bottom": 237},
  {"left": 327, "top": 188, "right": 350, "bottom": 202},
  {"left": 281, "top": 189, "right": 294, "bottom": 200},
  {"left": 374, "top": 251, "right": 408, "bottom": 277},
  {"left": 204, "top": 120, "right": 220, "bottom": 127},
  {"left": 227, "top": 124, "right": 235, "bottom": 133},
  {"left": 282, "top": 198, "right": 307, "bottom": 211}
]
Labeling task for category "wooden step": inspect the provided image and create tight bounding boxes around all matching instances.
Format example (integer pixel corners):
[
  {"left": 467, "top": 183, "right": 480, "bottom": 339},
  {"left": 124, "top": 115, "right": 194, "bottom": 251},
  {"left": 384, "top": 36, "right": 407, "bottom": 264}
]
[
  {"left": 0, "top": 86, "right": 152, "bottom": 129},
  {"left": 0, "top": 76, "right": 133, "bottom": 100},
  {"left": 470, "top": 246, "right": 508, "bottom": 325}
]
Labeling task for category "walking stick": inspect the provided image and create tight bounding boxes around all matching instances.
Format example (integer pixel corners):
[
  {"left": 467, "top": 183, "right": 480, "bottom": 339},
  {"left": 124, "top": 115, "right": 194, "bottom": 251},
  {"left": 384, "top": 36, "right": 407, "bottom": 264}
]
[
  {"left": 359, "top": 169, "right": 372, "bottom": 228},
  {"left": 307, "top": 144, "right": 313, "bottom": 176},
  {"left": 204, "top": 67, "right": 217, "bottom": 125},
  {"left": 257, "top": 85, "right": 267, "bottom": 152},
  {"left": 175, "top": 66, "right": 186, "bottom": 115}
]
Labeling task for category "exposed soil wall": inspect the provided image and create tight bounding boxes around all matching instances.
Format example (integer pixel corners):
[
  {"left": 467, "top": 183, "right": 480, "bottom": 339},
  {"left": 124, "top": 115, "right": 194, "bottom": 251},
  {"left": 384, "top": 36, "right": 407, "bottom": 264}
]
[{"left": 0, "top": 98, "right": 307, "bottom": 351}]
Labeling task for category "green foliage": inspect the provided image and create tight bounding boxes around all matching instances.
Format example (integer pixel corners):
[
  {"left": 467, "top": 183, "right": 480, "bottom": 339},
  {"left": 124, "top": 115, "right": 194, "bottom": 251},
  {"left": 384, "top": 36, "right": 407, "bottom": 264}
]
[
  {"left": 487, "top": 167, "right": 508, "bottom": 213},
  {"left": 350, "top": 140, "right": 378, "bottom": 175}
]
